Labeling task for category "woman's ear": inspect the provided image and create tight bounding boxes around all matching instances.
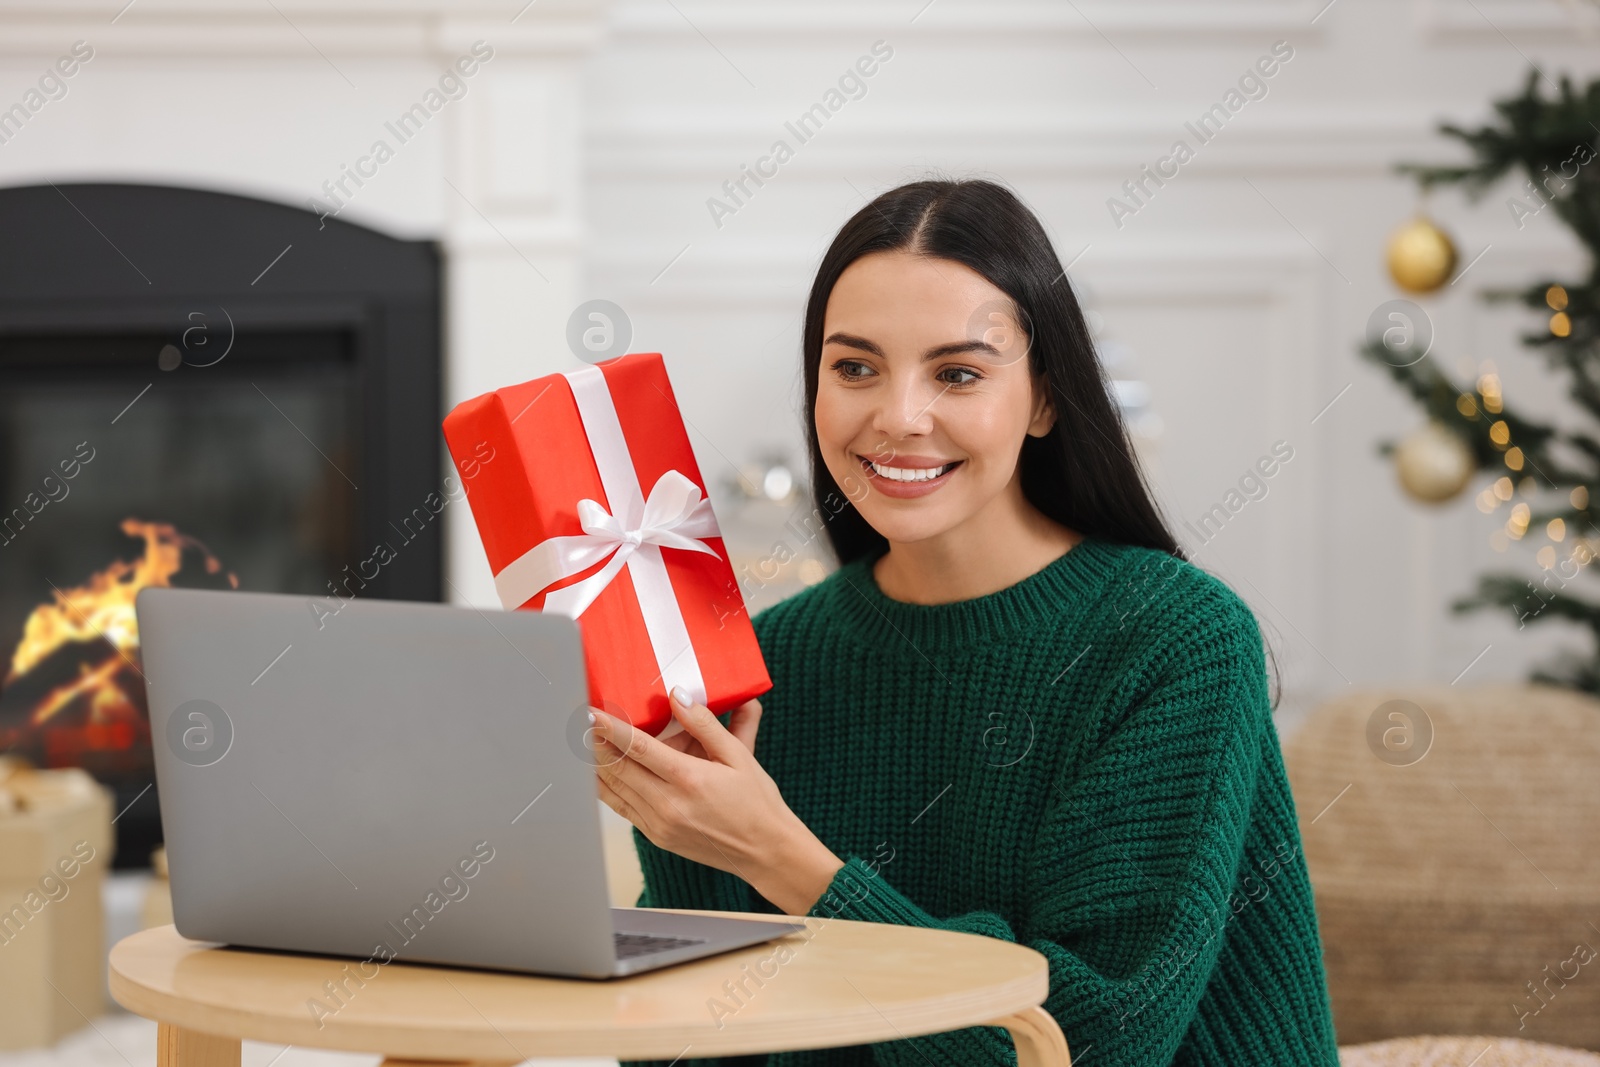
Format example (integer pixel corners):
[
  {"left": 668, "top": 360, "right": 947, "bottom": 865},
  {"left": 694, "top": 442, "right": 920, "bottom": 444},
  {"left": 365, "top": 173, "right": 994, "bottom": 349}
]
[{"left": 1026, "top": 372, "right": 1057, "bottom": 438}]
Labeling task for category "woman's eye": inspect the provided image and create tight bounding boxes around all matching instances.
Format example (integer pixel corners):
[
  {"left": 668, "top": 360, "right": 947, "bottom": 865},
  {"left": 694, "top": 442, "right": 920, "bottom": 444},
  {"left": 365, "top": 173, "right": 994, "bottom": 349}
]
[
  {"left": 939, "top": 366, "right": 982, "bottom": 386},
  {"left": 831, "top": 358, "right": 875, "bottom": 381}
]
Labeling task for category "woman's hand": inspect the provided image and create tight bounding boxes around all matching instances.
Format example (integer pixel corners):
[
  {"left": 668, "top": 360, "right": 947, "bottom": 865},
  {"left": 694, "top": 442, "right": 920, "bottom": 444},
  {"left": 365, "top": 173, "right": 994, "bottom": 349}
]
[
  {"left": 593, "top": 687, "right": 843, "bottom": 916},
  {"left": 655, "top": 697, "right": 762, "bottom": 760}
]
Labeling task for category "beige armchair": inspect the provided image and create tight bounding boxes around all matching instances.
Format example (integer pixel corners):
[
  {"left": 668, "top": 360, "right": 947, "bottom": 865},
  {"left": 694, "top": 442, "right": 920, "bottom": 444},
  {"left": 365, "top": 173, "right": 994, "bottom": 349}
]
[{"left": 1284, "top": 684, "right": 1600, "bottom": 1052}]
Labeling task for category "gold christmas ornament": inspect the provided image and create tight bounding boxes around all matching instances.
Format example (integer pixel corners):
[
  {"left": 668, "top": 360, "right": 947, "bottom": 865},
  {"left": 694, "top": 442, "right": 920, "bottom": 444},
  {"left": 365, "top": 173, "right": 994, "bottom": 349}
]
[
  {"left": 1386, "top": 215, "right": 1459, "bottom": 293},
  {"left": 1395, "top": 420, "right": 1476, "bottom": 503}
]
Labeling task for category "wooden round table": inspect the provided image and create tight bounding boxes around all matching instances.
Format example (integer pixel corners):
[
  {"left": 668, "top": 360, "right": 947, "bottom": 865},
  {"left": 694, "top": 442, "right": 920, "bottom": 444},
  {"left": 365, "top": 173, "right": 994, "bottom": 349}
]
[{"left": 110, "top": 911, "right": 1071, "bottom": 1066}]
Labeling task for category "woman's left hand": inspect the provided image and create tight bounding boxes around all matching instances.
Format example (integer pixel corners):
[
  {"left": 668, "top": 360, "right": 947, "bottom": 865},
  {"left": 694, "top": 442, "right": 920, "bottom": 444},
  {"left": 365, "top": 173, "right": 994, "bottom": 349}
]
[{"left": 593, "top": 687, "right": 844, "bottom": 916}]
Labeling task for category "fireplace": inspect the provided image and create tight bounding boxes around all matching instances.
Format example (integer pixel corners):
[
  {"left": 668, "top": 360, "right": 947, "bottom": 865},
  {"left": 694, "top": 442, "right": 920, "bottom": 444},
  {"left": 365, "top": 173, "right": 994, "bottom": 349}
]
[{"left": 0, "top": 183, "right": 443, "bottom": 869}]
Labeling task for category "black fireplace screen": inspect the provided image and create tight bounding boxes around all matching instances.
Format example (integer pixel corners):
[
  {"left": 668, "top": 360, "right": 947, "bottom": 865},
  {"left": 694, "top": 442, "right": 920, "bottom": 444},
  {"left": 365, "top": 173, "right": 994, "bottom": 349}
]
[{"left": 0, "top": 184, "right": 442, "bottom": 869}]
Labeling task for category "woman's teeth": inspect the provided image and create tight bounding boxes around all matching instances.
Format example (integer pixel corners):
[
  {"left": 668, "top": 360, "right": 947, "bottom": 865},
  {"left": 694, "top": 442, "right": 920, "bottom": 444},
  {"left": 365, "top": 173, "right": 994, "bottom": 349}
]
[{"left": 866, "top": 459, "right": 955, "bottom": 482}]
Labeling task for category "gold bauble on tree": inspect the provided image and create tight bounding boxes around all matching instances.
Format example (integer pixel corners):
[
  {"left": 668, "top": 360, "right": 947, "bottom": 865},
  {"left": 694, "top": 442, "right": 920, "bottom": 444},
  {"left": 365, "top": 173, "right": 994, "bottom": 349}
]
[
  {"left": 1395, "top": 420, "right": 1476, "bottom": 503},
  {"left": 1386, "top": 215, "right": 1459, "bottom": 293}
]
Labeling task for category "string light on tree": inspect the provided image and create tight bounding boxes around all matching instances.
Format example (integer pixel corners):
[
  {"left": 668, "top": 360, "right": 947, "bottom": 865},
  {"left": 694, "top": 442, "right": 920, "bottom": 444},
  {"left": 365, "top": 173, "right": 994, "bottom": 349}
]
[
  {"left": 1509, "top": 501, "right": 1531, "bottom": 539},
  {"left": 1477, "top": 365, "right": 1503, "bottom": 412},
  {"left": 1549, "top": 284, "right": 1572, "bottom": 336}
]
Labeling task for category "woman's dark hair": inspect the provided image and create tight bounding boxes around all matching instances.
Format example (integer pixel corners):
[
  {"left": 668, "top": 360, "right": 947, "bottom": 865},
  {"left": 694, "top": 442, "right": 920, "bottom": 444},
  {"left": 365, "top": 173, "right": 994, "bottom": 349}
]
[{"left": 799, "top": 177, "right": 1282, "bottom": 708}]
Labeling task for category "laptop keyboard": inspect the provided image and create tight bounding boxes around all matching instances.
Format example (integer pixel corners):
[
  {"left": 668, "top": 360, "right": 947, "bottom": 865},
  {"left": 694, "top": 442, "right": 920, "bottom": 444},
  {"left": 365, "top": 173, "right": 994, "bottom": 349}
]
[{"left": 614, "top": 931, "right": 709, "bottom": 960}]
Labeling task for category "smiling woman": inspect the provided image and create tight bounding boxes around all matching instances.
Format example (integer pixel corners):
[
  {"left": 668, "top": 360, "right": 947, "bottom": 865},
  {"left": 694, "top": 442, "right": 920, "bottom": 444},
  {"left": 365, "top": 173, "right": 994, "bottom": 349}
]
[{"left": 602, "top": 178, "right": 1340, "bottom": 1067}]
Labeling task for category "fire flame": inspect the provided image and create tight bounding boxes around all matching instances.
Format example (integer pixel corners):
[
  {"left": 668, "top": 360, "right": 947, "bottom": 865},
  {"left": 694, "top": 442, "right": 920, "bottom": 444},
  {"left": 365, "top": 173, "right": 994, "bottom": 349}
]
[{"left": 5, "top": 519, "right": 238, "bottom": 726}]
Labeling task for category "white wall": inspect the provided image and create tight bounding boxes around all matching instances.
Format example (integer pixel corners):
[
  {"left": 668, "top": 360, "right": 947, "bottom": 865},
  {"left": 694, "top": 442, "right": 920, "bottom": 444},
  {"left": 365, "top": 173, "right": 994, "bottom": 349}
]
[{"left": 580, "top": 0, "right": 1600, "bottom": 732}]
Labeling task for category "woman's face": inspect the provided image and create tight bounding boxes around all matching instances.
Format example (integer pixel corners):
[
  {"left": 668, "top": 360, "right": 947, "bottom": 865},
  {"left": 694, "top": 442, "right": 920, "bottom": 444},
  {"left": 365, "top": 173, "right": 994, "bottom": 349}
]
[{"left": 814, "top": 249, "right": 1056, "bottom": 547}]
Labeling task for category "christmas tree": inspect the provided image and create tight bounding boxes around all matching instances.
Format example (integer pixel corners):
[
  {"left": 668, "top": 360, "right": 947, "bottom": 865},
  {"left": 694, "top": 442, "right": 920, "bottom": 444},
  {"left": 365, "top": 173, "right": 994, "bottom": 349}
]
[{"left": 1361, "top": 68, "right": 1600, "bottom": 693}]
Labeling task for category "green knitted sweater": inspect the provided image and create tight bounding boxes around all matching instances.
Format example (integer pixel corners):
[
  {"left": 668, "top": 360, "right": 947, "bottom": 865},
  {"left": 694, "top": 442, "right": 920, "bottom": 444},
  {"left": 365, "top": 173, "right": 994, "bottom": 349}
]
[{"left": 626, "top": 536, "right": 1341, "bottom": 1066}]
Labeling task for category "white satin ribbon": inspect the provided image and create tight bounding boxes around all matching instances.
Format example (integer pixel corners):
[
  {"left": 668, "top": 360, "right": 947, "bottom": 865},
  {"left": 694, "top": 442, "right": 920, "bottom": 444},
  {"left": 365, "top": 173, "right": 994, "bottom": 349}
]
[{"left": 490, "top": 363, "right": 720, "bottom": 711}]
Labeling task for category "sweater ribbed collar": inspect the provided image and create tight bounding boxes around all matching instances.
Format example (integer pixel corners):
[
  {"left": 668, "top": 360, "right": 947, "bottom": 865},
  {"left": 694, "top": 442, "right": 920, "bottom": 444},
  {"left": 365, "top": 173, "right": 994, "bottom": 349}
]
[{"left": 827, "top": 536, "right": 1126, "bottom": 653}]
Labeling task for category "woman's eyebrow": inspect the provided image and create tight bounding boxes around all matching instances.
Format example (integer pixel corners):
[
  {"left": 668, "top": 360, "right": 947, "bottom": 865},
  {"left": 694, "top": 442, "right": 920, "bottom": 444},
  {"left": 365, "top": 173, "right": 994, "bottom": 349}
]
[
  {"left": 823, "top": 331, "right": 883, "bottom": 355},
  {"left": 922, "top": 339, "right": 1000, "bottom": 361},
  {"left": 823, "top": 332, "right": 1001, "bottom": 361}
]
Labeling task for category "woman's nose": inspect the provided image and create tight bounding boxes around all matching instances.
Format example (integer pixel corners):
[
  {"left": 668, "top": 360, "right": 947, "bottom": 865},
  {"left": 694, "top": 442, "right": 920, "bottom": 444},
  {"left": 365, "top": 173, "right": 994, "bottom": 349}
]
[{"left": 871, "top": 375, "right": 940, "bottom": 438}]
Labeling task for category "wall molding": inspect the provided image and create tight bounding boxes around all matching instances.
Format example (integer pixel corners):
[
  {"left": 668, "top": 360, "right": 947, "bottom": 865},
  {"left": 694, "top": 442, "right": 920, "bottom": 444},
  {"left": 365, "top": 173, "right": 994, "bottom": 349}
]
[
  {"left": 605, "top": 1, "right": 1329, "bottom": 40},
  {"left": 1418, "top": 0, "right": 1600, "bottom": 42},
  {"left": 586, "top": 109, "right": 1468, "bottom": 179},
  {"left": 0, "top": 0, "right": 612, "bottom": 56}
]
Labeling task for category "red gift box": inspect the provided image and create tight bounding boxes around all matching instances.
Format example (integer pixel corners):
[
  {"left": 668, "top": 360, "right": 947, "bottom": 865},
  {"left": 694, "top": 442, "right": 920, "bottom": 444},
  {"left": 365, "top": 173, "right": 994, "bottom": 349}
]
[{"left": 442, "top": 352, "right": 771, "bottom": 737}]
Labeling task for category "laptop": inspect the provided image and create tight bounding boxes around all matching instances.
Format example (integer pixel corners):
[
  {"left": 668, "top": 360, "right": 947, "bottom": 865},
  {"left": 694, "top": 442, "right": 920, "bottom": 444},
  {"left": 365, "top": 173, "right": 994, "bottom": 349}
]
[{"left": 135, "top": 585, "right": 806, "bottom": 979}]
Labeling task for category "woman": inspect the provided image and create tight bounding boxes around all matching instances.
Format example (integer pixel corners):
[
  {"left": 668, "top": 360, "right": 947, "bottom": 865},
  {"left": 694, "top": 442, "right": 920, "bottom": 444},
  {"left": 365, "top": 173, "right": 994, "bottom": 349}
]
[{"left": 592, "top": 178, "right": 1341, "bottom": 1066}]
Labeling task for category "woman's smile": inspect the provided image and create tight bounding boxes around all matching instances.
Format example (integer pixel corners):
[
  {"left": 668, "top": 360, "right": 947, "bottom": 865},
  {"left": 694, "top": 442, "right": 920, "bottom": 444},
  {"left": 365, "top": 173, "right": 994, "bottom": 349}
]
[{"left": 855, "top": 453, "right": 964, "bottom": 498}]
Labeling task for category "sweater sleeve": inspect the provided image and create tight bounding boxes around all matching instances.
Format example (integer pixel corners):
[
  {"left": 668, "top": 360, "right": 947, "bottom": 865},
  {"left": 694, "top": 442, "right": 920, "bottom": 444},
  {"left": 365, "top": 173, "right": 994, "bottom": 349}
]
[
  {"left": 790, "top": 605, "right": 1268, "bottom": 1067},
  {"left": 631, "top": 822, "right": 756, "bottom": 913}
]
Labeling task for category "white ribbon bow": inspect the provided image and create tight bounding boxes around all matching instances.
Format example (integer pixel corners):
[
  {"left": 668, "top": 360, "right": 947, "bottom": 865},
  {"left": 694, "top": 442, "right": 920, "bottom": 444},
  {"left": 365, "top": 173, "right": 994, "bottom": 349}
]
[{"left": 493, "top": 468, "right": 721, "bottom": 620}]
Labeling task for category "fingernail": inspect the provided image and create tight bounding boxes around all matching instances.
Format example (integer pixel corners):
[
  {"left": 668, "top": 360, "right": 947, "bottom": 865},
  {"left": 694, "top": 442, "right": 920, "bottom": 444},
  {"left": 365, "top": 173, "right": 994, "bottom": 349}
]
[
  {"left": 670, "top": 685, "right": 691, "bottom": 707},
  {"left": 586, "top": 709, "right": 597, "bottom": 725}
]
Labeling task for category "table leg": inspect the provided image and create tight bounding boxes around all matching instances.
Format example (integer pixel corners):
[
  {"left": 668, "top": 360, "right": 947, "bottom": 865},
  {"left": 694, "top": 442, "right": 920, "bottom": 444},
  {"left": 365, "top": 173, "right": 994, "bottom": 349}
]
[
  {"left": 993, "top": 1005, "right": 1072, "bottom": 1066},
  {"left": 156, "top": 1023, "right": 241, "bottom": 1067}
]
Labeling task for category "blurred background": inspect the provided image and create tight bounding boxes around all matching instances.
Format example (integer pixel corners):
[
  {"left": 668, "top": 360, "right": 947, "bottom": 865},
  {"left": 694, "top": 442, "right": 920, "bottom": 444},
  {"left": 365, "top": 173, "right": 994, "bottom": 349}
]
[{"left": 2, "top": 1, "right": 1600, "bottom": 1065}]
